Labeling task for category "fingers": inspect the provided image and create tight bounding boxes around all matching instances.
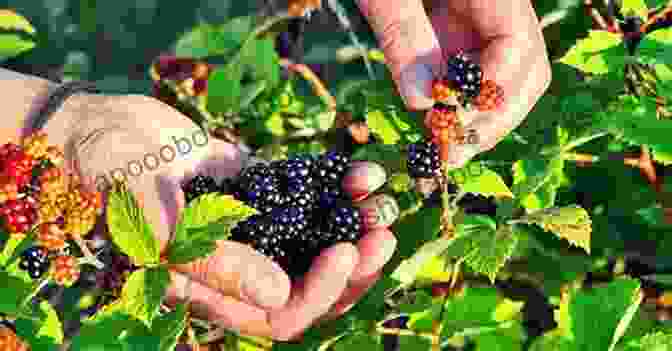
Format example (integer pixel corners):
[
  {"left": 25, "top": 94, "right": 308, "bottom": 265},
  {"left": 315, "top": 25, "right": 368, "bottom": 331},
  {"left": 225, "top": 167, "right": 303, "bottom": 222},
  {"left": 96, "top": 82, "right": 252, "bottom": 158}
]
[
  {"left": 430, "top": 0, "right": 551, "bottom": 167},
  {"left": 267, "top": 243, "right": 359, "bottom": 341},
  {"left": 168, "top": 240, "right": 291, "bottom": 310},
  {"left": 317, "top": 270, "right": 382, "bottom": 324},
  {"left": 166, "top": 270, "right": 273, "bottom": 337},
  {"left": 351, "top": 227, "right": 396, "bottom": 281},
  {"left": 355, "top": 0, "right": 441, "bottom": 110}
]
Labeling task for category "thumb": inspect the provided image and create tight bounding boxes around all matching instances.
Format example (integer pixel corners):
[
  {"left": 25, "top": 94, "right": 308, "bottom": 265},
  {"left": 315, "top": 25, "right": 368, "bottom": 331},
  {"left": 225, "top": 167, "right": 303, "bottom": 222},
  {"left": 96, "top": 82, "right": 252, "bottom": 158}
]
[{"left": 355, "top": 0, "right": 440, "bottom": 110}]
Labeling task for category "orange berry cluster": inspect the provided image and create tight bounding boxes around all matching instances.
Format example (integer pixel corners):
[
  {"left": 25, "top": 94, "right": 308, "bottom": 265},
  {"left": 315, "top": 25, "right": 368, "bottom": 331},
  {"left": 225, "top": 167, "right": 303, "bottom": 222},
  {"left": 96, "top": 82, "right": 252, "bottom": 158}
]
[
  {"left": 423, "top": 103, "right": 466, "bottom": 161},
  {"left": 0, "top": 326, "right": 29, "bottom": 351},
  {"left": 472, "top": 79, "right": 505, "bottom": 112},
  {"left": 0, "top": 131, "right": 103, "bottom": 285}
]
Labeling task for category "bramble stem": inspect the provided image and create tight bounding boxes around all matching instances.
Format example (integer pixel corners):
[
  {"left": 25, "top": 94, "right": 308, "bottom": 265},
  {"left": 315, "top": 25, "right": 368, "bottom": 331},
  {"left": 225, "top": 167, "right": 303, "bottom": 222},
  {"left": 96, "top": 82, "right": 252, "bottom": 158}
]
[{"left": 279, "top": 58, "right": 337, "bottom": 110}]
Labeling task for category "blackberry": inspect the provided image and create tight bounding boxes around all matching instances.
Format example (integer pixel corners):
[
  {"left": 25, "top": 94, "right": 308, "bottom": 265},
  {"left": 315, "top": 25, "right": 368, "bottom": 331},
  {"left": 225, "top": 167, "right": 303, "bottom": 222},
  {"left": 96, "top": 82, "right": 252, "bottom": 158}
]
[
  {"left": 18, "top": 246, "right": 50, "bottom": 279},
  {"left": 230, "top": 214, "right": 276, "bottom": 243},
  {"left": 407, "top": 141, "right": 440, "bottom": 178},
  {"left": 445, "top": 53, "right": 482, "bottom": 98},
  {"left": 182, "top": 174, "right": 218, "bottom": 204},
  {"left": 270, "top": 207, "right": 309, "bottom": 240},
  {"left": 458, "top": 193, "right": 497, "bottom": 216},
  {"left": 234, "top": 164, "right": 283, "bottom": 213},
  {"left": 321, "top": 204, "right": 362, "bottom": 243},
  {"left": 284, "top": 229, "right": 338, "bottom": 277},
  {"left": 317, "top": 182, "right": 345, "bottom": 209},
  {"left": 313, "top": 151, "right": 350, "bottom": 184},
  {"left": 273, "top": 155, "right": 318, "bottom": 210}
]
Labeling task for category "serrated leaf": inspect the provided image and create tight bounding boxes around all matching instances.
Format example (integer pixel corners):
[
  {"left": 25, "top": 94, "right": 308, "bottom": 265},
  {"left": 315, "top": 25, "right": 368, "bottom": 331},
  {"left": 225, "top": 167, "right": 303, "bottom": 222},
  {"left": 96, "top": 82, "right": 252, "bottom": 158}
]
[
  {"left": 391, "top": 236, "right": 459, "bottom": 286},
  {"left": 460, "top": 224, "right": 519, "bottom": 283},
  {"left": 167, "top": 193, "right": 256, "bottom": 264},
  {"left": 456, "top": 166, "right": 513, "bottom": 199},
  {"left": 472, "top": 321, "right": 524, "bottom": 351},
  {"left": 558, "top": 30, "right": 627, "bottom": 74},
  {"left": 620, "top": 0, "right": 649, "bottom": 20},
  {"left": 103, "top": 267, "right": 171, "bottom": 327},
  {"left": 106, "top": 182, "right": 160, "bottom": 266},
  {"left": 569, "top": 278, "right": 642, "bottom": 351},
  {"left": 638, "top": 28, "right": 672, "bottom": 65},
  {"left": 528, "top": 330, "right": 575, "bottom": 351},
  {"left": 609, "top": 287, "right": 643, "bottom": 351},
  {"left": 207, "top": 63, "right": 243, "bottom": 115},
  {"left": 0, "top": 271, "right": 32, "bottom": 315},
  {"left": 399, "top": 290, "right": 434, "bottom": 314},
  {"left": 173, "top": 16, "right": 254, "bottom": 59},
  {"left": 602, "top": 95, "right": 672, "bottom": 153},
  {"left": 351, "top": 143, "right": 404, "bottom": 171},
  {"left": 517, "top": 205, "right": 592, "bottom": 254},
  {"left": 492, "top": 299, "right": 525, "bottom": 322},
  {"left": 439, "top": 287, "right": 521, "bottom": 341},
  {"left": 512, "top": 156, "right": 566, "bottom": 211},
  {"left": 14, "top": 301, "right": 63, "bottom": 350}
]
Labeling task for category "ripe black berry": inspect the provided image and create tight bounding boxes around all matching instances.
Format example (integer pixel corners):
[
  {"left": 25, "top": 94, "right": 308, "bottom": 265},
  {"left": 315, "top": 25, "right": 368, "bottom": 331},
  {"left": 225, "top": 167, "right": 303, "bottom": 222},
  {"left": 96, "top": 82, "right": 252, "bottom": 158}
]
[
  {"left": 458, "top": 193, "right": 497, "bottom": 216},
  {"left": 18, "top": 246, "right": 50, "bottom": 279},
  {"left": 407, "top": 141, "right": 440, "bottom": 178},
  {"left": 182, "top": 174, "right": 218, "bottom": 204},
  {"left": 234, "top": 164, "right": 283, "bottom": 213},
  {"left": 270, "top": 206, "right": 309, "bottom": 240},
  {"left": 317, "top": 182, "right": 345, "bottom": 209},
  {"left": 273, "top": 156, "right": 318, "bottom": 209},
  {"left": 313, "top": 151, "right": 350, "bottom": 184},
  {"left": 445, "top": 53, "right": 482, "bottom": 99},
  {"left": 321, "top": 204, "right": 362, "bottom": 243}
]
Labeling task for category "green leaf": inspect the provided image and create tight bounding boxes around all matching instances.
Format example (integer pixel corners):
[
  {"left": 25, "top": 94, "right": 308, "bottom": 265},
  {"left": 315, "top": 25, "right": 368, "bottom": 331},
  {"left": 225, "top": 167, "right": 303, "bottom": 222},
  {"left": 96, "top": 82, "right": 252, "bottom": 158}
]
[
  {"left": 625, "top": 331, "right": 672, "bottom": 351},
  {"left": 150, "top": 303, "right": 188, "bottom": 351},
  {"left": 167, "top": 193, "right": 256, "bottom": 264},
  {"left": 72, "top": 311, "right": 147, "bottom": 350},
  {"left": 332, "top": 333, "right": 381, "bottom": 351},
  {"left": 0, "top": 10, "right": 36, "bottom": 34},
  {"left": 173, "top": 16, "right": 255, "bottom": 59},
  {"left": 638, "top": 28, "right": 672, "bottom": 65},
  {"left": 458, "top": 223, "right": 519, "bottom": 283},
  {"left": 452, "top": 165, "right": 514, "bottom": 199},
  {"left": 106, "top": 181, "right": 160, "bottom": 266},
  {"left": 516, "top": 205, "right": 592, "bottom": 254},
  {"left": 472, "top": 321, "right": 525, "bottom": 351},
  {"left": 0, "top": 34, "right": 35, "bottom": 62},
  {"left": 14, "top": 301, "right": 64, "bottom": 350},
  {"left": 528, "top": 330, "right": 575, "bottom": 351},
  {"left": 242, "top": 38, "right": 280, "bottom": 90},
  {"left": 0, "top": 270, "right": 33, "bottom": 315},
  {"left": 558, "top": 30, "right": 627, "bottom": 74},
  {"left": 397, "top": 335, "right": 431, "bottom": 351},
  {"left": 600, "top": 95, "right": 672, "bottom": 156},
  {"left": 206, "top": 63, "right": 243, "bottom": 115},
  {"left": 569, "top": 278, "right": 643, "bottom": 351},
  {"left": 399, "top": 290, "right": 434, "bottom": 314},
  {"left": 512, "top": 156, "right": 566, "bottom": 211},
  {"left": 391, "top": 236, "right": 459, "bottom": 286},
  {"left": 365, "top": 109, "right": 402, "bottom": 144},
  {"left": 102, "top": 267, "right": 171, "bottom": 327},
  {"left": 620, "top": 0, "right": 649, "bottom": 20},
  {"left": 439, "top": 287, "right": 522, "bottom": 341}
]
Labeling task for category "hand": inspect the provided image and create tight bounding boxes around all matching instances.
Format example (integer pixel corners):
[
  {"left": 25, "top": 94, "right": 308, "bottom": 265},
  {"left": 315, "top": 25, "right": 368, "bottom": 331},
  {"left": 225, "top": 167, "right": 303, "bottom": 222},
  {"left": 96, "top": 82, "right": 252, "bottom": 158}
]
[
  {"left": 47, "top": 94, "right": 398, "bottom": 341},
  {"left": 356, "top": 0, "right": 552, "bottom": 167}
]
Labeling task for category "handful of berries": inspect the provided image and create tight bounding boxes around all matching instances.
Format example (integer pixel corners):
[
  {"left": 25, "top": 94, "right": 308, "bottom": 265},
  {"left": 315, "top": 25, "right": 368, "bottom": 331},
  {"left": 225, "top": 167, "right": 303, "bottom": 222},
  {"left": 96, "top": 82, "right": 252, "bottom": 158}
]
[
  {"left": 0, "top": 132, "right": 103, "bottom": 285},
  {"left": 182, "top": 151, "right": 396, "bottom": 278}
]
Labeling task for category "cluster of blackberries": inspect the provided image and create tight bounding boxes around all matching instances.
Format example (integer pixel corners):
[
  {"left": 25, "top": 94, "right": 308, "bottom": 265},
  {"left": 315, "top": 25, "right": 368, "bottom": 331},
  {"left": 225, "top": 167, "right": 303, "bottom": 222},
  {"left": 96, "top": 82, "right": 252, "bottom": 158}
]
[
  {"left": 406, "top": 140, "right": 441, "bottom": 179},
  {"left": 181, "top": 151, "right": 362, "bottom": 277},
  {"left": 445, "top": 53, "right": 483, "bottom": 100}
]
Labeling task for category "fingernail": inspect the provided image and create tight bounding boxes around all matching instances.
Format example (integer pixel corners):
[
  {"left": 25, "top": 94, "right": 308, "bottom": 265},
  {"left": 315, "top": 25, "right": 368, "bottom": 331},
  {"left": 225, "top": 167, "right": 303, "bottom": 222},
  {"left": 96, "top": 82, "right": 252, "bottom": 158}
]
[
  {"left": 342, "top": 161, "right": 387, "bottom": 202},
  {"left": 241, "top": 271, "right": 287, "bottom": 309},
  {"left": 399, "top": 63, "right": 435, "bottom": 110},
  {"left": 355, "top": 194, "right": 400, "bottom": 229}
]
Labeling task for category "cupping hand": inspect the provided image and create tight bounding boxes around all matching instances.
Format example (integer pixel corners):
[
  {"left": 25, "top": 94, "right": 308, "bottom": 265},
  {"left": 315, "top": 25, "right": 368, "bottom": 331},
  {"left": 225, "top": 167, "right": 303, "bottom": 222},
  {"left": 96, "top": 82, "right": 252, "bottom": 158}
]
[
  {"left": 56, "top": 94, "right": 397, "bottom": 341},
  {"left": 356, "top": 0, "right": 552, "bottom": 167}
]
